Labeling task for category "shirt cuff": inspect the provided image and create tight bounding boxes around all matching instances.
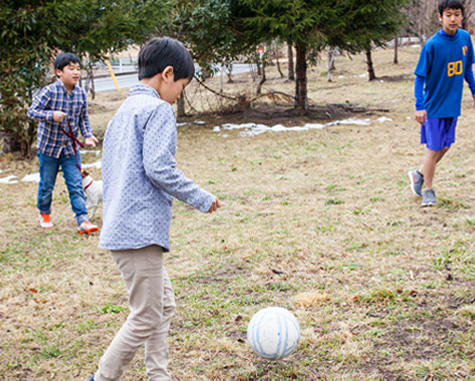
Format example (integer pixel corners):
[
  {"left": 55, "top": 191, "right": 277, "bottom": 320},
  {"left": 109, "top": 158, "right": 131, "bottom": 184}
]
[{"left": 46, "top": 111, "right": 54, "bottom": 122}]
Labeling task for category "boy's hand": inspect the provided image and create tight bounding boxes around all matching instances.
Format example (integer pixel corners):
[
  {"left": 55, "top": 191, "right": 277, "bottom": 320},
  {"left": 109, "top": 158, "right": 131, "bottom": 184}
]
[
  {"left": 415, "top": 110, "right": 427, "bottom": 125},
  {"left": 53, "top": 111, "right": 66, "bottom": 122},
  {"left": 207, "top": 198, "right": 221, "bottom": 213},
  {"left": 85, "top": 136, "right": 99, "bottom": 147}
]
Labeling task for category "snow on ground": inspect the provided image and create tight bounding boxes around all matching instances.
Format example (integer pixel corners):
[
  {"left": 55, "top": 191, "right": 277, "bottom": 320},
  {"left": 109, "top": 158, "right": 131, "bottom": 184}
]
[
  {"left": 1, "top": 117, "right": 392, "bottom": 184},
  {"left": 213, "top": 117, "right": 392, "bottom": 137},
  {"left": 0, "top": 175, "right": 19, "bottom": 184}
]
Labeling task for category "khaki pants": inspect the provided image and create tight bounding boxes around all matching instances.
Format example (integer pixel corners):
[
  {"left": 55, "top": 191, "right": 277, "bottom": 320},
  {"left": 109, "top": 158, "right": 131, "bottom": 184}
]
[{"left": 95, "top": 245, "right": 176, "bottom": 381}]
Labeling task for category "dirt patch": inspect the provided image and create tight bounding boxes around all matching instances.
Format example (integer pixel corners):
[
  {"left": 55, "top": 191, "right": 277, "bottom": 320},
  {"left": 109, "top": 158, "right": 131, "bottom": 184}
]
[{"left": 179, "top": 101, "right": 387, "bottom": 127}]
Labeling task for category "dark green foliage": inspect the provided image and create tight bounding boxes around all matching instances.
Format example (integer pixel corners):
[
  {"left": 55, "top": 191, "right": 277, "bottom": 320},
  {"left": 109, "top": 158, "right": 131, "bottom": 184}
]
[
  {"left": 167, "top": 0, "right": 252, "bottom": 77},
  {"left": 232, "top": 0, "right": 408, "bottom": 109},
  {"left": 0, "top": 0, "right": 172, "bottom": 157},
  {"left": 0, "top": 2, "right": 54, "bottom": 156}
]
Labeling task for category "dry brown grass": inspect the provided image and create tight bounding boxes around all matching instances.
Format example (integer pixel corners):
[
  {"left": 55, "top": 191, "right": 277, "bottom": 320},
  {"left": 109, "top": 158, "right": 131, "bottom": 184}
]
[{"left": 0, "top": 43, "right": 474, "bottom": 380}]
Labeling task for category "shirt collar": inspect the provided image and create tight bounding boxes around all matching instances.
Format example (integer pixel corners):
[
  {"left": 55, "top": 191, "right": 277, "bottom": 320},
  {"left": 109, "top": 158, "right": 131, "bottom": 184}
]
[
  {"left": 439, "top": 28, "right": 459, "bottom": 39},
  {"left": 55, "top": 79, "right": 77, "bottom": 95},
  {"left": 129, "top": 83, "right": 161, "bottom": 99}
]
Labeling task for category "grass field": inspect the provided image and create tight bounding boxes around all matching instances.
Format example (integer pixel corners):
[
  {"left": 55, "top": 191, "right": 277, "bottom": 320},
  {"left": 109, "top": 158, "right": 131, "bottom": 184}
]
[{"left": 0, "top": 43, "right": 474, "bottom": 380}]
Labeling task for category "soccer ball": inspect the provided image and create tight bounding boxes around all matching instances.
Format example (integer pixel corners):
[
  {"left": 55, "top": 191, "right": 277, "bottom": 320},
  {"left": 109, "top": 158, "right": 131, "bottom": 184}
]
[{"left": 247, "top": 306, "right": 300, "bottom": 360}]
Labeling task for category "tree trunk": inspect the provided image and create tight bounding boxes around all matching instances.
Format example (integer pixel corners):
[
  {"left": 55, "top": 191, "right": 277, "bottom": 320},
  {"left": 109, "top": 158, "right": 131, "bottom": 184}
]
[
  {"left": 257, "top": 62, "right": 266, "bottom": 95},
  {"left": 177, "top": 91, "right": 185, "bottom": 117},
  {"left": 256, "top": 56, "right": 261, "bottom": 76},
  {"left": 327, "top": 47, "right": 336, "bottom": 82},
  {"left": 276, "top": 57, "right": 284, "bottom": 78},
  {"left": 287, "top": 43, "right": 295, "bottom": 80},
  {"left": 393, "top": 36, "right": 399, "bottom": 64},
  {"left": 225, "top": 62, "right": 233, "bottom": 83},
  {"left": 87, "top": 66, "right": 96, "bottom": 99},
  {"left": 294, "top": 44, "right": 307, "bottom": 111},
  {"left": 365, "top": 47, "right": 376, "bottom": 81}
]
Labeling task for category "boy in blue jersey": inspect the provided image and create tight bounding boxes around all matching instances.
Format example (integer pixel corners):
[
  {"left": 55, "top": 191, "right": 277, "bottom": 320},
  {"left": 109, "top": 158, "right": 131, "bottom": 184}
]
[{"left": 409, "top": 0, "right": 475, "bottom": 206}]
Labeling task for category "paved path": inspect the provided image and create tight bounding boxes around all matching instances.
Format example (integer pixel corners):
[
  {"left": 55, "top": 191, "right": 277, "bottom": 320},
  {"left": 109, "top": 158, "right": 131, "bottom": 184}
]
[{"left": 94, "top": 63, "right": 255, "bottom": 93}]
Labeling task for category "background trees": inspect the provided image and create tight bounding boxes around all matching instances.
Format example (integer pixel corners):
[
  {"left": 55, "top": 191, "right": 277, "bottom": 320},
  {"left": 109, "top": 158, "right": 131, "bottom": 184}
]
[
  {"left": 1, "top": 0, "right": 474, "bottom": 155},
  {"left": 232, "top": 0, "right": 408, "bottom": 111},
  {"left": 0, "top": 0, "right": 171, "bottom": 156}
]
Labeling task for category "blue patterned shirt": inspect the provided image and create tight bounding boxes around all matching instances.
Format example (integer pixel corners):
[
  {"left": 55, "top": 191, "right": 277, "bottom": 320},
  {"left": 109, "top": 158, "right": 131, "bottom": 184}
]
[
  {"left": 27, "top": 80, "right": 93, "bottom": 158},
  {"left": 99, "top": 84, "right": 214, "bottom": 252}
]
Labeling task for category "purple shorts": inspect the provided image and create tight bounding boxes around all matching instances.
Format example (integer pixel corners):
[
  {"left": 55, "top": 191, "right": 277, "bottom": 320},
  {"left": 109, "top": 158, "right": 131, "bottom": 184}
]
[{"left": 421, "top": 117, "right": 457, "bottom": 151}]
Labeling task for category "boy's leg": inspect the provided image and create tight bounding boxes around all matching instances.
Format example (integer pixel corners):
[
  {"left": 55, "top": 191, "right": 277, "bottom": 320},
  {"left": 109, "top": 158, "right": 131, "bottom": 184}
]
[
  {"left": 95, "top": 245, "right": 165, "bottom": 381},
  {"left": 419, "top": 118, "right": 455, "bottom": 190},
  {"left": 60, "top": 153, "right": 88, "bottom": 225},
  {"left": 145, "top": 267, "right": 176, "bottom": 380},
  {"left": 420, "top": 146, "right": 449, "bottom": 189},
  {"left": 37, "top": 152, "right": 60, "bottom": 214}
]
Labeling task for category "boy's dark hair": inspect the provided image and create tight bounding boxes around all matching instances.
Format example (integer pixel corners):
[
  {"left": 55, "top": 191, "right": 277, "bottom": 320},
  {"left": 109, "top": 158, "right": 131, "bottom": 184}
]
[
  {"left": 138, "top": 37, "right": 195, "bottom": 81},
  {"left": 438, "top": 0, "right": 464, "bottom": 15},
  {"left": 54, "top": 53, "right": 81, "bottom": 71}
]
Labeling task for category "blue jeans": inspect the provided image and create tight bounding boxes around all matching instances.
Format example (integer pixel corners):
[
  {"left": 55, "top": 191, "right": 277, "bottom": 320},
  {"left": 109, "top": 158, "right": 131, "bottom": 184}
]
[{"left": 37, "top": 151, "right": 88, "bottom": 226}]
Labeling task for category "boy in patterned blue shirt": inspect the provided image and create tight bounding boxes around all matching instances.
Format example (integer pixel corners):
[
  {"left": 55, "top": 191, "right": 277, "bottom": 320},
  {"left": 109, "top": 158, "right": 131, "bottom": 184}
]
[
  {"left": 409, "top": 0, "right": 475, "bottom": 206},
  {"left": 28, "top": 52, "right": 99, "bottom": 233},
  {"left": 90, "top": 37, "right": 221, "bottom": 381}
]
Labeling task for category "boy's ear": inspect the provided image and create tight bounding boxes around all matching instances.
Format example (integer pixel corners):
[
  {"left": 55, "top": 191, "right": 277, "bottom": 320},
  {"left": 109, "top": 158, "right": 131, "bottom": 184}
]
[
  {"left": 55, "top": 68, "right": 62, "bottom": 77},
  {"left": 162, "top": 66, "right": 174, "bottom": 81}
]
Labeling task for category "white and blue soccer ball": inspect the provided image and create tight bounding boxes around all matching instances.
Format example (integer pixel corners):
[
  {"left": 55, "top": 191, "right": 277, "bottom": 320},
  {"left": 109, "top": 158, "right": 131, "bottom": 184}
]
[{"left": 247, "top": 306, "right": 300, "bottom": 360}]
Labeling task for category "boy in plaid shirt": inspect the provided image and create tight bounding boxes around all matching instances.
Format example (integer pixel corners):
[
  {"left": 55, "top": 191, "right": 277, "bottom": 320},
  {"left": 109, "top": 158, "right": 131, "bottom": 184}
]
[{"left": 28, "top": 52, "right": 99, "bottom": 233}]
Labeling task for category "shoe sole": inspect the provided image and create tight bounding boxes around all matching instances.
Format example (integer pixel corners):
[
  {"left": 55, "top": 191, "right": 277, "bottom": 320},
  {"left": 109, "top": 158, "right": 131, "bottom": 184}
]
[
  {"left": 421, "top": 202, "right": 436, "bottom": 207},
  {"left": 78, "top": 227, "right": 99, "bottom": 234},
  {"left": 408, "top": 171, "right": 422, "bottom": 197},
  {"left": 40, "top": 225, "right": 54, "bottom": 229}
]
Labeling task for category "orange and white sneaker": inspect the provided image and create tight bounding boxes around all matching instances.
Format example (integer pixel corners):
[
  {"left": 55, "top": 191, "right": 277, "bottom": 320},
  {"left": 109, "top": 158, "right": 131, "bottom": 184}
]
[
  {"left": 39, "top": 213, "right": 54, "bottom": 229},
  {"left": 78, "top": 220, "right": 99, "bottom": 234}
]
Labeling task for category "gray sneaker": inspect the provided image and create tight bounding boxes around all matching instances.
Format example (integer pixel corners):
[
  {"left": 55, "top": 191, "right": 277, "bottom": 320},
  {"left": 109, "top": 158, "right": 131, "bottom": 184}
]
[
  {"left": 408, "top": 170, "right": 424, "bottom": 197},
  {"left": 421, "top": 189, "right": 436, "bottom": 207}
]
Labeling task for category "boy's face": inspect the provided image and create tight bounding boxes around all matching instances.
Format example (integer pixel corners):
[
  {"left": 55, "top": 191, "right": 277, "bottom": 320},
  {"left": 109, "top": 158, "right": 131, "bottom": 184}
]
[
  {"left": 160, "top": 75, "right": 190, "bottom": 105},
  {"left": 439, "top": 8, "right": 463, "bottom": 35},
  {"left": 56, "top": 62, "right": 81, "bottom": 89}
]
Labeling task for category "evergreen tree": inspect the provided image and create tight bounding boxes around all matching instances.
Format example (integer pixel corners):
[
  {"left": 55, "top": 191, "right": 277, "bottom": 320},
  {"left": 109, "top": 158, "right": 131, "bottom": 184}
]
[
  {"left": 0, "top": 0, "right": 172, "bottom": 156},
  {"left": 232, "top": 0, "right": 408, "bottom": 110}
]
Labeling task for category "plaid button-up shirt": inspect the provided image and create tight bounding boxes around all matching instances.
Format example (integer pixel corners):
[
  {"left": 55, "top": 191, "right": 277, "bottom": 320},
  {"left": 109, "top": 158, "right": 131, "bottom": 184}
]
[{"left": 28, "top": 80, "right": 93, "bottom": 158}]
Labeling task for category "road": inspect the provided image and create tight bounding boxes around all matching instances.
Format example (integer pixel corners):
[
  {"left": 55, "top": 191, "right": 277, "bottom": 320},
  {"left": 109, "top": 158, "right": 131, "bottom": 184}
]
[{"left": 94, "top": 63, "right": 255, "bottom": 93}]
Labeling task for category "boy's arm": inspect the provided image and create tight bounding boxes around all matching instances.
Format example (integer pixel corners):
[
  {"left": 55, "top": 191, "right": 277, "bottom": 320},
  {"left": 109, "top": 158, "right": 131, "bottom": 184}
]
[
  {"left": 78, "top": 91, "right": 93, "bottom": 138},
  {"left": 27, "top": 87, "right": 54, "bottom": 121},
  {"left": 464, "top": 63, "right": 475, "bottom": 109},
  {"left": 143, "top": 103, "right": 215, "bottom": 213},
  {"left": 414, "top": 74, "right": 427, "bottom": 124},
  {"left": 414, "top": 44, "right": 430, "bottom": 125},
  {"left": 78, "top": 90, "right": 98, "bottom": 147}
]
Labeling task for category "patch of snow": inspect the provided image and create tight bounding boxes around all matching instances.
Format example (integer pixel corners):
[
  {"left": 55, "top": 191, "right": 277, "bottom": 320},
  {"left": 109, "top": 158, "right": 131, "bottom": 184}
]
[
  {"left": 83, "top": 160, "right": 102, "bottom": 169},
  {"left": 80, "top": 149, "right": 101, "bottom": 156},
  {"left": 326, "top": 118, "right": 371, "bottom": 126},
  {"left": 0, "top": 175, "right": 19, "bottom": 184},
  {"left": 359, "top": 73, "right": 367, "bottom": 78},
  {"left": 193, "top": 120, "right": 206, "bottom": 125},
  {"left": 177, "top": 122, "right": 188, "bottom": 127},
  {"left": 21, "top": 173, "right": 40, "bottom": 182},
  {"left": 215, "top": 117, "right": 390, "bottom": 137}
]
